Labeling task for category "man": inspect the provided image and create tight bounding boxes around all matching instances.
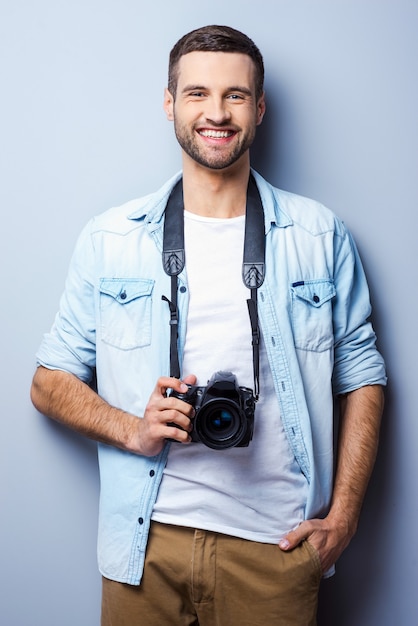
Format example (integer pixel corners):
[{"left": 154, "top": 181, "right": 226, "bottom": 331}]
[{"left": 31, "top": 25, "right": 386, "bottom": 625}]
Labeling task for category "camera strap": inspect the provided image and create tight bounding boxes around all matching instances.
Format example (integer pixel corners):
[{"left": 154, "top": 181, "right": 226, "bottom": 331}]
[{"left": 162, "top": 174, "right": 265, "bottom": 399}]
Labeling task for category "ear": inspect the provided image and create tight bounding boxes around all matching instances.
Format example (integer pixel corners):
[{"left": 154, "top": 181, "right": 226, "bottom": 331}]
[
  {"left": 164, "top": 88, "right": 174, "bottom": 121},
  {"left": 256, "top": 92, "right": 266, "bottom": 126}
]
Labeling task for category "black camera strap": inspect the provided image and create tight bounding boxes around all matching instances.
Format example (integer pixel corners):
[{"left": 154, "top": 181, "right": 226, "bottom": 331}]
[{"left": 162, "top": 174, "right": 265, "bottom": 399}]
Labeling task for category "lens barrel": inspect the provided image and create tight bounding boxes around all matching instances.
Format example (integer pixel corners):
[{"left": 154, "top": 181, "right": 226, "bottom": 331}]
[{"left": 194, "top": 399, "right": 249, "bottom": 450}]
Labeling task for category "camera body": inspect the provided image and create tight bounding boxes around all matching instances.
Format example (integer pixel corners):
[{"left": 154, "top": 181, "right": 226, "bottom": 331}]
[{"left": 170, "top": 371, "right": 255, "bottom": 450}]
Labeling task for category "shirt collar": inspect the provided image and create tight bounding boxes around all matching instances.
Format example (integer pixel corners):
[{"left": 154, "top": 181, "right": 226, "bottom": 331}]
[
  {"left": 127, "top": 169, "right": 293, "bottom": 232},
  {"left": 250, "top": 169, "right": 293, "bottom": 230}
]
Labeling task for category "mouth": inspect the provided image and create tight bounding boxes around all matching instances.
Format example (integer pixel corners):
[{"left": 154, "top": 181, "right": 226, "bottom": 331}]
[{"left": 197, "top": 129, "right": 236, "bottom": 139}]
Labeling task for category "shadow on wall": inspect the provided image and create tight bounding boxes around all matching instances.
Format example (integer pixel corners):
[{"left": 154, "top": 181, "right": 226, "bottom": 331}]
[{"left": 250, "top": 81, "right": 284, "bottom": 187}]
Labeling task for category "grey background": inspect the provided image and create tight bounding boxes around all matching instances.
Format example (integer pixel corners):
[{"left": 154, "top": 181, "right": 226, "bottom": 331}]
[{"left": 1, "top": 1, "right": 417, "bottom": 624}]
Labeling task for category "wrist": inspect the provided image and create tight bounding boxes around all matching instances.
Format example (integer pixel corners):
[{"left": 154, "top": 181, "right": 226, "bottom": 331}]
[
  {"left": 326, "top": 504, "right": 358, "bottom": 541},
  {"left": 119, "top": 412, "right": 143, "bottom": 453}
]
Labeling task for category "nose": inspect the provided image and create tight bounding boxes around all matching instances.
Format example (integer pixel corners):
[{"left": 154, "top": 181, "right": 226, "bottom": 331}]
[{"left": 204, "top": 96, "right": 231, "bottom": 125}]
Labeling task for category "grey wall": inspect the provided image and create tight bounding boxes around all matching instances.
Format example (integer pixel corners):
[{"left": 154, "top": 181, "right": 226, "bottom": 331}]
[{"left": 1, "top": 1, "right": 416, "bottom": 624}]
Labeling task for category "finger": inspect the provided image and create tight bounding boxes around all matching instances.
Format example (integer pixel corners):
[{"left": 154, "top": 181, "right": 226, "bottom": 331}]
[
  {"left": 155, "top": 376, "right": 189, "bottom": 398},
  {"left": 182, "top": 373, "right": 197, "bottom": 386},
  {"left": 165, "top": 423, "right": 192, "bottom": 444},
  {"left": 163, "top": 406, "right": 194, "bottom": 432},
  {"left": 279, "top": 522, "right": 311, "bottom": 551}
]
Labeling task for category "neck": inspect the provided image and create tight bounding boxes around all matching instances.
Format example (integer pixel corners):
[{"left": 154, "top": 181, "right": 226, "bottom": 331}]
[{"left": 182, "top": 155, "right": 251, "bottom": 218}]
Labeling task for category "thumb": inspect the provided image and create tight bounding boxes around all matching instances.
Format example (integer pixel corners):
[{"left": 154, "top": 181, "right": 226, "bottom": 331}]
[
  {"left": 279, "top": 522, "right": 309, "bottom": 551},
  {"left": 182, "top": 373, "right": 197, "bottom": 386}
]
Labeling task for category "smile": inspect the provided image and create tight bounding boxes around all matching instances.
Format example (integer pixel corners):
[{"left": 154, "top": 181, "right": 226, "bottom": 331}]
[{"left": 198, "top": 130, "right": 234, "bottom": 139}]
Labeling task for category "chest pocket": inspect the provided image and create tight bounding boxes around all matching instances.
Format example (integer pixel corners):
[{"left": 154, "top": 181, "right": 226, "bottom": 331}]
[
  {"left": 290, "top": 279, "right": 336, "bottom": 352},
  {"left": 99, "top": 278, "right": 154, "bottom": 349}
]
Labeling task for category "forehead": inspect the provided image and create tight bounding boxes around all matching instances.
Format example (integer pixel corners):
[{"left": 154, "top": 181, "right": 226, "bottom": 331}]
[{"left": 176, "top": 51, "right": 256, "bottom": 91}]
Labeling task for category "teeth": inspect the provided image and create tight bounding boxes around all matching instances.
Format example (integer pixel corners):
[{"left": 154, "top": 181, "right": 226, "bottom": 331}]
[{"left": 199, "top": 130, "right": 232, "bottom": 138}]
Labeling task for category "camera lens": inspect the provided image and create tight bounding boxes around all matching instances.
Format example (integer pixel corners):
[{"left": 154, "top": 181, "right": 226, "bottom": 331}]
[
  {"left": 195, "top": 399, "right": 247, "bottom": 450},
  {"left": 207, "top": 408, "right": 234, "bottom": 432}
]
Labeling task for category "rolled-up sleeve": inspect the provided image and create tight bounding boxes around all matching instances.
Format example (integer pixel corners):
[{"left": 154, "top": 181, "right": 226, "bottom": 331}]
[
  {"left": 332, "top": 224, "right": 387, "bottom": 395},
  {"left": 36, "top": 220, "right": 97, "bottom": 383}
]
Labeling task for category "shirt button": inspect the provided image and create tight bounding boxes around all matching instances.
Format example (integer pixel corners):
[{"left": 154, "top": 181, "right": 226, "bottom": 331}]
[
  {"left": 313, "top": 294, "right": 320, "bottom": 303},
  {"left": 179, "top": 286, "right": 187, "bottom": 293},
  {"left": 138, "top": 517, "right": 144, "bottom": 525},
  {"left": 149, "top": 470, "right": 155, "bottom": 477},
  {"left": 120, "top": 291, "right": 127, "bottom": 300}
]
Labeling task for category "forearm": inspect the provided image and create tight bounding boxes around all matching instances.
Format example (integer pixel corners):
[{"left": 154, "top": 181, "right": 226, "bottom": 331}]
[
  {"left": 31, "top": 366, "right": 138, "bottom": 451},
  {"left": 328, "top": 384, "right": 385, "bottom": 537},
  {"left": 31, "top": 366, "right": 196, "bottom": 457}
]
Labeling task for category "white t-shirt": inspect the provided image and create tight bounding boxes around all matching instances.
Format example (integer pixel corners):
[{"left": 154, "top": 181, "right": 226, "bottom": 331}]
[{"left": 152, "top": 211, "right": 307, "bottom": 543}]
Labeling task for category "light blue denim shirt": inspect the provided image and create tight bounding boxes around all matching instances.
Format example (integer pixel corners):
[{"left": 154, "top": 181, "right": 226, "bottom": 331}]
[{"left": 36, "top": 170, "right": 386, "bottom": 585}]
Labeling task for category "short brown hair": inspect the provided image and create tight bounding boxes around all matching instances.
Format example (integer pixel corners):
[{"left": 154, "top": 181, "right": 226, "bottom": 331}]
[{"left": 168, "top": 25, "right": 264, "bottom": 100}]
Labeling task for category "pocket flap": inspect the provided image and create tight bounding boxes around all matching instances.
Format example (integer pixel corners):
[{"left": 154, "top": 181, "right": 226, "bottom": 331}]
[
  {"left": 291, "top": 279, "right": 336, "bottom": 308},
  {"left": 100, "top": 278, "right": 154, "bottom": 304}
]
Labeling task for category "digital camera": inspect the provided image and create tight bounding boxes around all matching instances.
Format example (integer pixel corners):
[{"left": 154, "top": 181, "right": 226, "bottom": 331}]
[{"left": 169, "top": 371, "right": 255, "bottom": 450}]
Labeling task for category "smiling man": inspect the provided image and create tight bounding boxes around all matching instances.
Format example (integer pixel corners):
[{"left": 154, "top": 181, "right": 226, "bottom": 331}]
[
  {"left": 31, "top": 25, "right": 386, "bottom": 626},
  {"left": 167, "top": 50, "right": 264, "bottom": 174}
]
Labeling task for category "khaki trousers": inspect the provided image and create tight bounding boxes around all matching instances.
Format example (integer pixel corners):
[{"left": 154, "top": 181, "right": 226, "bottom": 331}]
[{"left": 101, "top": 521, "right": 321, "bottom": 626}]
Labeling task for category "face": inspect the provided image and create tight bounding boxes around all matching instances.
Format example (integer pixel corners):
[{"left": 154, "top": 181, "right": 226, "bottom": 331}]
[{"left": 164, "top": 51, "right": 265, "bottom": 171}]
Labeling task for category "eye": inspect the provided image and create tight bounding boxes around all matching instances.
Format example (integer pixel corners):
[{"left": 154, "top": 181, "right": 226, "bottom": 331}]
[{"left": 228, "top": 94, "right": 243, "bottom": 100}]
